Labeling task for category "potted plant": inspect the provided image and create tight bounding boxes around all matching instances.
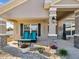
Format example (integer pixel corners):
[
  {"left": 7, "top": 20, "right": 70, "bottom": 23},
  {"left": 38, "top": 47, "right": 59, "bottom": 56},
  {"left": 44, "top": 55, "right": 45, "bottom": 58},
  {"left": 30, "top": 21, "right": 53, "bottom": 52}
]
[
  {"left": 58, "top": 49, "right": 68, "bottom": 59},
  {"left": 20, "top": 43, "right": 30, "bottom": 53},
  {"left": 21, "top": 43, "right": 29, "bottom": 48},
  {"left": 50, "top": 45, "right": 58, "bottom": 49}
]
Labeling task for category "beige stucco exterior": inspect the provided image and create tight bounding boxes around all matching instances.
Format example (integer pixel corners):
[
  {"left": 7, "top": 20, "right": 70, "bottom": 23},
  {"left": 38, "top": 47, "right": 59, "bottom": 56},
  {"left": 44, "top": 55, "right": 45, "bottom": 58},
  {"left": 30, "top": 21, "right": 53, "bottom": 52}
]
[
  {"left": 0, "top": 0, "right": 79, "bottom": 40},
  {"left": 0, "top": 0, "right": 27, "bottom": 15},
  {"left": 2, "top": 0, "right": 48, "bottom": 19},
  {"left": 1, "top": 0, "right": 49, "bottom": 40},
  {"left": 9, "top": 19, "right": 48, "bottom": 40}
]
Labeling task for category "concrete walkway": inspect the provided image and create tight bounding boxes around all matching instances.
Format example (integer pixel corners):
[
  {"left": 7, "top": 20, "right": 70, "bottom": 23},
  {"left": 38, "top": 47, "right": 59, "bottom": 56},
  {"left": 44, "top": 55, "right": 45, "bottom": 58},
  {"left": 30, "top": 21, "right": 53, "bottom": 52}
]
[
  {"left": 55, "top": 39, "right": 79, "bottom": 59},
  {"left": 37, "top": 39, "right": 79, "bottom": 59}
]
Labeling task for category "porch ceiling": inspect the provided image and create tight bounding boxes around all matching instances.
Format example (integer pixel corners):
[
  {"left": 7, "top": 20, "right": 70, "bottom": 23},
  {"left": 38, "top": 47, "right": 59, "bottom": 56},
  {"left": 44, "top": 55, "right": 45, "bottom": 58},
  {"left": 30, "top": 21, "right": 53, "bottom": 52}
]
[
  {"left": 57, "top": 8, "right": 75, "bottom": 20},
  {"left": 6, "top": 18, "right": 49, "bottom": 24}
]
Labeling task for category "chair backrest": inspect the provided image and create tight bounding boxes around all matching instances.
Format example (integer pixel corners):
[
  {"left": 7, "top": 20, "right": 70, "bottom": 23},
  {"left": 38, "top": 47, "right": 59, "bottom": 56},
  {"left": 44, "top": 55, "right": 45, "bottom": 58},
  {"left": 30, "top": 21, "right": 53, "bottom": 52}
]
[
  {"left": 24, "top": 31, "right": 30, "bottom": 39},
  {"left": 31, "top": 31, "right": 37, "bottom": 40}
]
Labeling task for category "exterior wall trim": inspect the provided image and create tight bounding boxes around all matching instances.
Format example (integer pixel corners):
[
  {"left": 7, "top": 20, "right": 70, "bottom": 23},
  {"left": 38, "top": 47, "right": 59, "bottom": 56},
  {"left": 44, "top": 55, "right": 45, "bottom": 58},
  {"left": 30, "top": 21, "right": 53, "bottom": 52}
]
[
  {"left": 65, "top": 18, "right": 75, "bottom": 20},
  {"left": 44, "top": 0, "right": 61, "bottom": 9},
  {"left": 51, "top": 4, "right": 79, "bottom": 8},
  {"left": 0, "top": 0, "right": 28, "bottom": 15}
]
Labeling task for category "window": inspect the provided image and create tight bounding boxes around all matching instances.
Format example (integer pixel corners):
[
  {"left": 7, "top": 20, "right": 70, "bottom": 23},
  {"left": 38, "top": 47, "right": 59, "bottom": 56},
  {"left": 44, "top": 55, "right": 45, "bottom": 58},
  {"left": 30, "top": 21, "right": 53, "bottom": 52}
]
[
  {"left": 65, "top": 20, "right": 75, "bottom": 36},
  {"left": 24, "top": 24, "right": 30, "bottom": 31}
]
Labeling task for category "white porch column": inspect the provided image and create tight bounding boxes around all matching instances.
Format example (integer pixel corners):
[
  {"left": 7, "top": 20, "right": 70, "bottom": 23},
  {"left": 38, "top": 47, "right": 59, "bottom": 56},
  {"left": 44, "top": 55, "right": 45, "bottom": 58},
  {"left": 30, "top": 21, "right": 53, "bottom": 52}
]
[
  {"left": 48, "top": 8, "right": 57, "bottom": 39},
  {"left": 14, "top": 21, "right": 20, "bottom": 40}
]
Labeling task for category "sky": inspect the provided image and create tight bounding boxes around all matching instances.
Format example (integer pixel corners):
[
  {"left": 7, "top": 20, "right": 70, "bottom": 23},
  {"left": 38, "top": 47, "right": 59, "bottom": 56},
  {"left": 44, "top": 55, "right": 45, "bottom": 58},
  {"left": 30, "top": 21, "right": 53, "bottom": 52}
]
[
  {"left": 0, "top": 0, "right": 10, "bottom": 5},
  {"left": 0, "top": 0, "right": 13, "bottom": 28}
]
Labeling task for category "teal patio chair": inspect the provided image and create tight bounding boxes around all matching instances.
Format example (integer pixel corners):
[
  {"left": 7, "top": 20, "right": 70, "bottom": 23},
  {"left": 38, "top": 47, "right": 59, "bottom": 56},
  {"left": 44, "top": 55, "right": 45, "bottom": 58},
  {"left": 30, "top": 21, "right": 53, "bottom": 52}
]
[{"left": 31, "top": 31, "right": 37, "bottom": 42}]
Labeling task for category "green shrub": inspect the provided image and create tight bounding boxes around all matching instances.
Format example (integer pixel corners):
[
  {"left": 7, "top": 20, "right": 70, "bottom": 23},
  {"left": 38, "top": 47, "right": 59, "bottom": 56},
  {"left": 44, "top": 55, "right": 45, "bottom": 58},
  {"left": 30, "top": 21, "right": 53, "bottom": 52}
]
[
  {"left": 59, "top": 49, "right": 68, "bottom": 56},
  {"left": 35, "top": 47, "right": 45, "bottom": 53}
]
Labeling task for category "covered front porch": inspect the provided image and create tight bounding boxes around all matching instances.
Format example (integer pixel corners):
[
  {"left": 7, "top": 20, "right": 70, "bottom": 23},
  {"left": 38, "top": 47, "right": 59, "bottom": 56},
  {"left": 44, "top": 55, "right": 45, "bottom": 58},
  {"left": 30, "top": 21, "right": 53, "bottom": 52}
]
[
  {"left": 5, "top": 8, "right": 76, "bottom": 41},
  {"left": 1, "top": 0, "right": 79, "bottom": 48},
  {"left": 12, "top": 19, "right": 49, "bottom": 41}
]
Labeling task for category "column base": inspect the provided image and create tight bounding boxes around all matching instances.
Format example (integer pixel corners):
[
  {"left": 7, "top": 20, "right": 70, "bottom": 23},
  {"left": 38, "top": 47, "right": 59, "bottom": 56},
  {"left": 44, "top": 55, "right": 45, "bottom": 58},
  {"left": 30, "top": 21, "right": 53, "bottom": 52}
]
[
  {"left": 74, "top": 34, "right": 79, "bottom": 49},
  {"left": 48, "top": 34, "right": 57, "bottom": 40}
]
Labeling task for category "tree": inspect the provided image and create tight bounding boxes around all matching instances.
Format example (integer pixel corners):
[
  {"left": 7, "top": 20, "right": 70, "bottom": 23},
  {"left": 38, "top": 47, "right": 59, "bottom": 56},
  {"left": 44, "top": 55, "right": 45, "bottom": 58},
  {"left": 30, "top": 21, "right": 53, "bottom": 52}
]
[{"left": 7, "top": 27, "right": 13, "bottom": 31}]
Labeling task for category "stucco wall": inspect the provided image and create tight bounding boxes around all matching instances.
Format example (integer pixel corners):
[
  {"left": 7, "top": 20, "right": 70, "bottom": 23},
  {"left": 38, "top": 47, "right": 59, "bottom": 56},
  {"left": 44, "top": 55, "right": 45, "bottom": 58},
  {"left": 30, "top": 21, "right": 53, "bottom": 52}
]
[
  {"left": 2, "top": 0, "right": 48, "bottom": 19},
  {"left": 13, "top": 20, "right": 48, "bottom": 40}
]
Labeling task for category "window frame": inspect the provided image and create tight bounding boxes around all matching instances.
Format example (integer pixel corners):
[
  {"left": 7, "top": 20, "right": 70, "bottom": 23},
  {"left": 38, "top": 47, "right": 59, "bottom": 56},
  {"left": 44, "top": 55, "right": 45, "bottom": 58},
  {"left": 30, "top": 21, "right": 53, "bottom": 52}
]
[{"left": 65, "top": 20, "right": 75, "bottom": 36}]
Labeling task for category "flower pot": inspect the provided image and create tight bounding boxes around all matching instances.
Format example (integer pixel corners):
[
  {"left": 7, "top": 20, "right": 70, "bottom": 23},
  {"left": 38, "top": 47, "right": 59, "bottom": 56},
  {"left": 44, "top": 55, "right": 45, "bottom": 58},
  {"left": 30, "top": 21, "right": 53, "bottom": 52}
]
[{"left": 21, "top": 44, "right": 29, "bottom": 48}]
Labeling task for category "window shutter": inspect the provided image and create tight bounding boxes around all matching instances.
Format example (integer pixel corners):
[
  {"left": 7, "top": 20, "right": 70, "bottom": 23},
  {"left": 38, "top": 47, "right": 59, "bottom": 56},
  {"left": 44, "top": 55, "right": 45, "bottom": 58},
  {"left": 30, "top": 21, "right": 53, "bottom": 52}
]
[
  {"left": 20, "top": 24, "right": 23, "bottom": 36},
  {"left": 38, "top": 23, "right": 41, "bottom": 36}
]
